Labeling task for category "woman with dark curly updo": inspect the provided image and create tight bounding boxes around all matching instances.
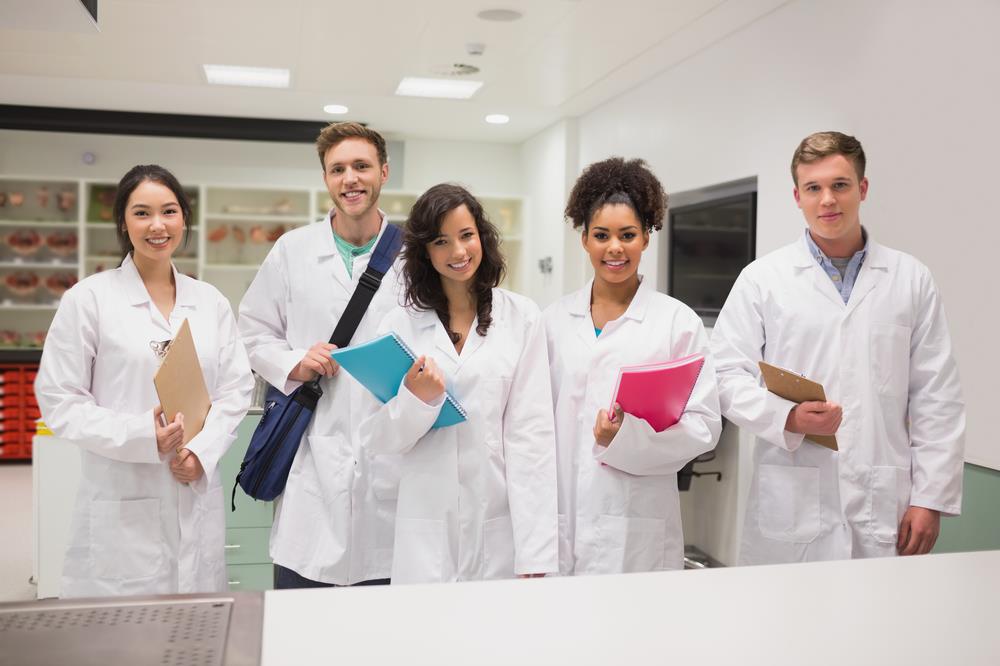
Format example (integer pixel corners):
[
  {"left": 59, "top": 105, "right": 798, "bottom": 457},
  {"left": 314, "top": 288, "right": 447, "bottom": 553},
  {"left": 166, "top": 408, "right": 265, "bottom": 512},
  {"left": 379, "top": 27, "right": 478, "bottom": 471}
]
[
  {"left": 542, "top": 157, "right": 721, "bottom": 575},
  {"left": 358, "top": 183, "right": 558, "bottom": 584}
]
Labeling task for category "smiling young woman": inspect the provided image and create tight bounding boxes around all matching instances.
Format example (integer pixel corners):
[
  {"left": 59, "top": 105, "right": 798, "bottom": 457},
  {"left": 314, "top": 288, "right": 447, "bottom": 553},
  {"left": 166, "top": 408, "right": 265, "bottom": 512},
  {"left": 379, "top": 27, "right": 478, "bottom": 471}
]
[
  {"left": 34, "top": 164, "right": 254, "bottom": 599},
  {"left": 541, "top": 157, "right": 722, "bottom": 575},
  {"left": 354, "top": 183, "right": 559, "bottom": 584}
]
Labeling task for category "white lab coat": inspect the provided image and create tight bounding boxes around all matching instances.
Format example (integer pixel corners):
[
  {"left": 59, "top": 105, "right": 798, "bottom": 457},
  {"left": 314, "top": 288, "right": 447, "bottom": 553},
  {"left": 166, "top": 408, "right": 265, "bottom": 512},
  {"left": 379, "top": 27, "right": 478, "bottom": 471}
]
[
  {"left": 356, "top": 289, "right": 559, "bottom": 583},
  {"left": 238, "top": 214, "right": 406, "bottom": 584},
  {"left": 35, "top": 254, "right": 254, "bottom": 597},
  {"left": 710, "top": 235, "right": 965, "bottom": 565},
  {"left": 543, "top": 278, "right": 721, "bottom": 574}
]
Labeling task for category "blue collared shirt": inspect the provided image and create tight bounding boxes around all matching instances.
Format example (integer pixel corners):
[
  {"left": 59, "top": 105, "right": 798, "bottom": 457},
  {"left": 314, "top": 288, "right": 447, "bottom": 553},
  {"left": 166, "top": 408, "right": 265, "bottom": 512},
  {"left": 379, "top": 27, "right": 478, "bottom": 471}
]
[{"left": 804, "top": 228, "right": 868, "bottom": 304}]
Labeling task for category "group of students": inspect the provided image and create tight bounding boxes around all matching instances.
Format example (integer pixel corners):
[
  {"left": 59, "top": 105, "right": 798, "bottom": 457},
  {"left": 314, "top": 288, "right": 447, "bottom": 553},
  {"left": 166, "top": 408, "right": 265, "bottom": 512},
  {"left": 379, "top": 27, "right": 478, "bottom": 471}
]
[{"left": 34, "top": 123, "right": 965, "bottom": 598}]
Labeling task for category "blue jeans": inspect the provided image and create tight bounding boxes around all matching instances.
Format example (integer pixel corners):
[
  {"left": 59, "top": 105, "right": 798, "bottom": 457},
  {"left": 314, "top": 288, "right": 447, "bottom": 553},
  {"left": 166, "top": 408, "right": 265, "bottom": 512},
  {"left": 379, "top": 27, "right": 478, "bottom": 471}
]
[{"left": 273, "top": 564, "right": 390, "bottom": 589}]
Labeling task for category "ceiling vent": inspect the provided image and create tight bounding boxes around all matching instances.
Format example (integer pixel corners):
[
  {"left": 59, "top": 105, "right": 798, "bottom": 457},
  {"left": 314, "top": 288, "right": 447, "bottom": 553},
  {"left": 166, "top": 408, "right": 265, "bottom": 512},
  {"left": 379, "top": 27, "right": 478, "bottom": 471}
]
[{"left": 430, "top": 63, "right": 481, "bottom": 77}]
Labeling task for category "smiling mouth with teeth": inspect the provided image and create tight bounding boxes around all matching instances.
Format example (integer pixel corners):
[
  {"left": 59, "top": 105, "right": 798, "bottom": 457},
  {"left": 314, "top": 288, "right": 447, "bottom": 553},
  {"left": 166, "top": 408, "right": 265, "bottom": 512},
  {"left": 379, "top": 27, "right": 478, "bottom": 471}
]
[
  {"left": 146, "top": 237, "right": 170, "bottom": 246},
  {"left": 449, "top": 260, "right": 471, "bottom": 270}
]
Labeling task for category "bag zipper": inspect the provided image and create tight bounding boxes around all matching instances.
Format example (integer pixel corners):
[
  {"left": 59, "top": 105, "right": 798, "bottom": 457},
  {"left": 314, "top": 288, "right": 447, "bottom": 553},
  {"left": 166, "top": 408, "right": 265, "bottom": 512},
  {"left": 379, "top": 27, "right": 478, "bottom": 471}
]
[{"left": 250, "top": 400, "right": 304, "bottom": 498}]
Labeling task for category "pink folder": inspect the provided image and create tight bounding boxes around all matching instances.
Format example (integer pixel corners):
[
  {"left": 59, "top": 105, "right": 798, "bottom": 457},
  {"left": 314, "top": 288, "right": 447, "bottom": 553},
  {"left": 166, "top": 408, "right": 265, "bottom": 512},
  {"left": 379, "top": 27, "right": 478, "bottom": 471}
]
[{"left": 608, "top": 353, "right": 705, "bottom": 432}]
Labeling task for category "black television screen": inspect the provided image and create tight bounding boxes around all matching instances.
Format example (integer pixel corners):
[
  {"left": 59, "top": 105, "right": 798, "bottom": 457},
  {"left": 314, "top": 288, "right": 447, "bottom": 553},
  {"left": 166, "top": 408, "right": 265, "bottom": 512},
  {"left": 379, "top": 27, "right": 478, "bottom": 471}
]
[{"left": 667, "top": 192, "right": 756, "bottom": 320}]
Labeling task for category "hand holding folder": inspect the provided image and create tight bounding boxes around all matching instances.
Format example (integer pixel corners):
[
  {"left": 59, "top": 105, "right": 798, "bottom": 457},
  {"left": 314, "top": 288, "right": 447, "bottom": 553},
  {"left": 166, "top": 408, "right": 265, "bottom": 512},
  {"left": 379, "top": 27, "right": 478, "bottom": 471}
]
[
  {"left": 609, "top": 353, "right": 705, "bottom": 433},
  {"left": 331, "top": 332, "right": 467, "bottom": 428},
  {"left": 153, "top": 319, "right": 212, "bottom": 448},
  {"left": 758, "top": 361, "right": 838, "bottom": 451}
]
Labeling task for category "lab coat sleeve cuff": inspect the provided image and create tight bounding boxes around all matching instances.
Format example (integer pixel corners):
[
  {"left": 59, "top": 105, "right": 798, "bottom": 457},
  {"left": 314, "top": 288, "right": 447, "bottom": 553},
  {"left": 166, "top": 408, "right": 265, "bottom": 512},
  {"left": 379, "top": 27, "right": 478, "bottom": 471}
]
[
  {"left": 255, "top": 348, "right": 308, "bottom": 396},
  {"left": 399, "top": 380, "right": 446, "bottom": 412},
  {"left": 769, "top": 397, "right": 805, "bottom": 452},
  {"left": 126, "top": 411, "right": 162, "bottom": 464},
  {"left": 909, "top": 496, "right": 962, "bottom": 518}
]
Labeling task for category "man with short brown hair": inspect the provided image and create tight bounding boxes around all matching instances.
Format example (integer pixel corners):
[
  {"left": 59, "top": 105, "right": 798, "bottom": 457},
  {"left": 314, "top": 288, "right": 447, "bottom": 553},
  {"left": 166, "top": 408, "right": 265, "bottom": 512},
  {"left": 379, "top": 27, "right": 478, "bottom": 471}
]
[
  {"left": 711, "top": 131, "right": 965, "bottom": 565},
  {"left": 239, "top": 122, "right": 404, "bottom": 587}
]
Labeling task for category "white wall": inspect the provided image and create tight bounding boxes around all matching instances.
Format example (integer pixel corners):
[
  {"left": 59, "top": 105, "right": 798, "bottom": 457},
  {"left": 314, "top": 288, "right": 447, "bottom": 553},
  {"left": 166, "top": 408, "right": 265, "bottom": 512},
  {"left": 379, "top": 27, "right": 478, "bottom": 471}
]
[
  {"left": 570, "top": 0, "right": 999, "bottom": 473},
  {"left": 519, "top": 119, "right": 584, "bottom": 308},
  {"left": 402, "top": 138, "right": 521, "bottom": 197}
]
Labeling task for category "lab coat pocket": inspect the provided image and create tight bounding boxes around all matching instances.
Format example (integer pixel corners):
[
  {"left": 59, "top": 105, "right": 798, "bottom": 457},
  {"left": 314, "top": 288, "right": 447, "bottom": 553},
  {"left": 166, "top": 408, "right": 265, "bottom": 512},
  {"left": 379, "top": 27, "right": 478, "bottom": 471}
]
[
  {"left": 868, "top": 466, "right": 907, "bottom": 544},
  {"left": 757, "top": 465, "right": 821, "bottom": 543},
  {"left": 370, "top": 453, "right": 403, "bottom": 501},
  {"left": 620, "top": 517, "right": 668, "bottom": 572},
  {"left": 480, "top": 377, "right": 511, "bottom": 455},
  {"left": 482, "top": 514, "right": 516, "bottom": 580},
  {"left": 870, "top": 323, "right": 910, "bottom": 398},
  {"left": 303, "top": 435, "right": 352, "bottom": 501},
  {"left": 90, "top": 498, "right": 165, "bottom": 581},
  {"left": 391, "top": 518, "right": 447, "bottom": 584}
]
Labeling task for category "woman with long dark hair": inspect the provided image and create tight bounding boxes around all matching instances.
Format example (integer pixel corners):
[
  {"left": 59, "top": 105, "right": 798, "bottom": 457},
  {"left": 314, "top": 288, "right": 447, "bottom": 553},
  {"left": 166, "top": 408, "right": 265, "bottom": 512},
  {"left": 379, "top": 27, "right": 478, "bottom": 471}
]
[
  {"left": 357, "top": 183, "right": 557, "bottom": 583},
  {"left": 35, "top": 165, "right": 253, "bottom": 597}
]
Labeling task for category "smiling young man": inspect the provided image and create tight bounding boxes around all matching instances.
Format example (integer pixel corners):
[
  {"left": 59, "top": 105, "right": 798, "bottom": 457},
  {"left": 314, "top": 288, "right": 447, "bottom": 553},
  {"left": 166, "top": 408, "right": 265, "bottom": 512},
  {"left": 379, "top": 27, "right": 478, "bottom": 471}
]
[
  {"left": 238, "top": 122, "right": 406, "bottom": 587},
  {"left": 710, "top": 131, "right": 966, "bottom": 565}
]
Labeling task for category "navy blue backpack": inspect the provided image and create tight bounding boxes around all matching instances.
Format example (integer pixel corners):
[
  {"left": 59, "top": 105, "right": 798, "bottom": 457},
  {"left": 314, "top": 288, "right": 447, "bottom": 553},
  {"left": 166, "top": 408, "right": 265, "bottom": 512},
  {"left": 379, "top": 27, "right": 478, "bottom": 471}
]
[{"left": 232, "top": 224, "right": 403, "bottom": 509}]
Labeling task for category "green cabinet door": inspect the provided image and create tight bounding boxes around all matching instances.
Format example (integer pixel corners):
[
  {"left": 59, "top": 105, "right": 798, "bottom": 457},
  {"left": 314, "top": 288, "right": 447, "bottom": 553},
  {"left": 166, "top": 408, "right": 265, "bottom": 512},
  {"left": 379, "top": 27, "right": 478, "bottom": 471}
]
[{"left": 218, "top": 414, "right": 274, "bottom": 590}]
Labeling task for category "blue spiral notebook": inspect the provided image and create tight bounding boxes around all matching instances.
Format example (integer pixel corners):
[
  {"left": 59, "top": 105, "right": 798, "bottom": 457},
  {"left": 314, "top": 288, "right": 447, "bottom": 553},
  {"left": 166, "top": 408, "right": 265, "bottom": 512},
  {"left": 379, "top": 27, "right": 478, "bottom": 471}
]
[{"left": 331, "top": 332, "right": 468, "bottom": 428}]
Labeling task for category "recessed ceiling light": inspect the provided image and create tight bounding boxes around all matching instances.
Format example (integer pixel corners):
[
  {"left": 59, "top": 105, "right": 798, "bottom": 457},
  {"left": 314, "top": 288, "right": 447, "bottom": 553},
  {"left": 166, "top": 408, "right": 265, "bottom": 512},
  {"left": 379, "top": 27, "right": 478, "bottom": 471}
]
[
  {"left": 323, "top": 104, "right": 349, "bottom": 115},
  {"left": 485, "top": 114, "right": 510, "bottom": 125},
  {"left": 395, "top": 77, "right": 483, "bottom": 100},
  {"left": 477, "top": 9, "right": 523, "bottom": 22},
  {"left": 203, "top": 64, "right": 290, "bottom": 88}
]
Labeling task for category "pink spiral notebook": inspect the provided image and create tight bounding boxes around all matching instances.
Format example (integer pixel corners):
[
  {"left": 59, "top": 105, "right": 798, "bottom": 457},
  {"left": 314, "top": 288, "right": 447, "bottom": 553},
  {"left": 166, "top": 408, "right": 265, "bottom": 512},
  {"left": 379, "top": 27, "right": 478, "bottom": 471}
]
[{"left": 608, "top": 353, "right": 705, "bottom": 432}]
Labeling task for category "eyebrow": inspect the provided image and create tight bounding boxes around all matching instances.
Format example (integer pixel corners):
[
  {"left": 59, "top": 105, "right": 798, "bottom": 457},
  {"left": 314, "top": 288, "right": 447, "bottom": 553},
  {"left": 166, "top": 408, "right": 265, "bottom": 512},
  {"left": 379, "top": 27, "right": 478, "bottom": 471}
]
[
  {"left": 591, "top": 225, "right": 639, "bottom": 232},
  {"left": 130, "top": 201, "right": 177, "bottom": 209}
]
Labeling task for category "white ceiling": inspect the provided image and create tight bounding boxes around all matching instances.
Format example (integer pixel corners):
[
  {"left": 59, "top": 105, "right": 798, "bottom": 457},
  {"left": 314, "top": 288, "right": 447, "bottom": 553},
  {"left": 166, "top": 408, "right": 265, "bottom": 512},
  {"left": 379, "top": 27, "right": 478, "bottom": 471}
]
[{"left": 0, "top": 0, "right": 789, "bottom": 143}]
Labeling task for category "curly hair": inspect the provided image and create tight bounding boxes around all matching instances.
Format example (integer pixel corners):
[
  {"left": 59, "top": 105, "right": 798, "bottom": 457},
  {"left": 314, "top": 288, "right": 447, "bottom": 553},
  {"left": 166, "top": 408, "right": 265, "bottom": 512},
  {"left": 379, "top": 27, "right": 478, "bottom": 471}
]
[
  {"left": 564, "top": 157, "right": 667, "bottom": 232},
  {"left": 402, "top": 184, "right": 506, "bottom": 342}
]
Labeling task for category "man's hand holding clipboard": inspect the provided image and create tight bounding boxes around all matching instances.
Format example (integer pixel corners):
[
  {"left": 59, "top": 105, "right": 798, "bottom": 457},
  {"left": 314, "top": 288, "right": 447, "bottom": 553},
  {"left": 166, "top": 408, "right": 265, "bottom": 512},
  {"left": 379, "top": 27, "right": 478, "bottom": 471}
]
[{"left": 758, "top": 361, "right": 840, "bottom": 451}]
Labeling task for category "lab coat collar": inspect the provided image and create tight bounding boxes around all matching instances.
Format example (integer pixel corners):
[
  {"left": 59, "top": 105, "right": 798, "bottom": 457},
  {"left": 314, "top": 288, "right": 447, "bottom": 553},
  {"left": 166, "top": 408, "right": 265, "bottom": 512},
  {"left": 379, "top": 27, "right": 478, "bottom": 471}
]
[
  {"left": 321, "top": 208, "right": 390, "bottom": 258},
  {"left": 792, "top": 236, "right": 848, "bottom": 308},
  {"left": 321, "top": 209, "right": 390, "bottom": 294},
  {"left": 411, "top": 296, "right": 487, "bottom": 366},
  {"left": 119, "top": 253, "right": 197, "bottom": 309},
  {"left": 567, "top": 276, "right": 653, "bottom": 322}
]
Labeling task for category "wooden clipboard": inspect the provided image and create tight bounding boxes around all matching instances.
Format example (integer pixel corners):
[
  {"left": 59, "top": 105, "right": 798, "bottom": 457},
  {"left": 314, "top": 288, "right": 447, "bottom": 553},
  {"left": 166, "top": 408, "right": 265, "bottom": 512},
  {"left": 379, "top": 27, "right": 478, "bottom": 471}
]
[
  {"left": 153, "top": 318, "right": 211, "bottom": 448},
  {"left": 758, "top": 361, "right": 838, "bottom": 451}
]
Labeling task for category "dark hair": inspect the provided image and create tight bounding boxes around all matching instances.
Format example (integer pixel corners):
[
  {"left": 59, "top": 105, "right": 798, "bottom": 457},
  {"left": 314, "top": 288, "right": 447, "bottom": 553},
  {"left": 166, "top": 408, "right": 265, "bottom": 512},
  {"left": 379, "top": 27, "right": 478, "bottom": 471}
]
[
  {"left": 402, "top": 183, "right": 506, "bottom": 342},
  {"left": 791, "top": 131, "right": 866, "bottom": 185},
  {"left": 315, "top": 121, "right": 388, "bottom": 169},
  {"left": 113, "top": 164, "right": 193, "bottom": 259},
  {"left": 564, "top": 157, "right": 667, "bottom": 232}
]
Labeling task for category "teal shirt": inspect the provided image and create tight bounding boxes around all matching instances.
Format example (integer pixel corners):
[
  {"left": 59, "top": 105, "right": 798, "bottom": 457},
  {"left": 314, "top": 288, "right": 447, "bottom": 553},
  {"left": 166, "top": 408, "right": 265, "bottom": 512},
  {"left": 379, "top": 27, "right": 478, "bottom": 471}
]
[
  {"left": 333, "top": 229, "right": 378, "bottom": 277},
  {"left": 594, "top": 327, "right": 602, "bottom": 337}
]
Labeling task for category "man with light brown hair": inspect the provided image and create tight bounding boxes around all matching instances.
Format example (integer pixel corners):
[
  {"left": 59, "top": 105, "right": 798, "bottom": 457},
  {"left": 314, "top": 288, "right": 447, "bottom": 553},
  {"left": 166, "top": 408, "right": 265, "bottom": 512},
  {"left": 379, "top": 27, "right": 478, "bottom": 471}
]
[
  {"left": 711, "top": 131, "right": 965, "bottom": 565},
  {"left": 239, "top": 121, "right": 405, "bottom": 587}
]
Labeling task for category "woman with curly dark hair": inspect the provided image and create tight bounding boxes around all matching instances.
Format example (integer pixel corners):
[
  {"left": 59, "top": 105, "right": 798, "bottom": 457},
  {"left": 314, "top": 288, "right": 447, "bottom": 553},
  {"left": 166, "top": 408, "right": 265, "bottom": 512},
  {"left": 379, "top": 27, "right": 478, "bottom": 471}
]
[
  {"left": 358, "top": 183, "right": 558, "bottom": 584},
  {"left": 542, "top": 157, "right": 721, "bottom": 575}
]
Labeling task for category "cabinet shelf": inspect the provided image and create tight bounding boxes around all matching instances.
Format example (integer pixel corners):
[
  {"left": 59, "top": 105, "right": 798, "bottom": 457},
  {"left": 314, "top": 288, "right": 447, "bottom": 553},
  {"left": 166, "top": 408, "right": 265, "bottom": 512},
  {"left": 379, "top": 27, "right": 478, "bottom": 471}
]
[
  {"left": 0, "top": 220, "right": 78, "bottom": 229},
  {"left": 0, "top": 303, "right": 59, "bottom": 310},
  {"left": 202, "top": 263, "right": 262, "bottom": 271},
  {"left": 205, "top": 213, "right": 308, "bottom": 223},
  {"left": 0, "top": 260, "right": 77, "bottom": 269}
]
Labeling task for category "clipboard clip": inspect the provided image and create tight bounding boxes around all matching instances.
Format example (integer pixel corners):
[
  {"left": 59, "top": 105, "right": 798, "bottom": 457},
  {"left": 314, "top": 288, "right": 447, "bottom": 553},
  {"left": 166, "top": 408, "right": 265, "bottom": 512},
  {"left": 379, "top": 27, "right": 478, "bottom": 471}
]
[{"left": 150, "top": 338, "right": 173, "bottom": 362}]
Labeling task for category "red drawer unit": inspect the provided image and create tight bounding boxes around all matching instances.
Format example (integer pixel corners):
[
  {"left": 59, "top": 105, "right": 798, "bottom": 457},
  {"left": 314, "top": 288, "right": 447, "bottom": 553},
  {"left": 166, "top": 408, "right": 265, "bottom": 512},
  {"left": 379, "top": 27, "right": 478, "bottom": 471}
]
[{"left": 0, "top": 363, "right": 38, "bottom": 461}]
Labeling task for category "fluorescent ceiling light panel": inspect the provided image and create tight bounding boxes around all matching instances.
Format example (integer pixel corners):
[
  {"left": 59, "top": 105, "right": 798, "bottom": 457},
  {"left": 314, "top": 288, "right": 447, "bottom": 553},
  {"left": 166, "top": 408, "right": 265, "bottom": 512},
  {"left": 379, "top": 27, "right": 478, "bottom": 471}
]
[
  {"left": 323, "top": 104, "right": 349, "bottom": 114},
  {"left": 485, "top": 114, "right": 510, "bottom": 125},
  {"left": 395, "top": 77, "right": 483, "bottom": 99},
  {"left": 203, "top": 64, "right": 290, "bottom": 88}
]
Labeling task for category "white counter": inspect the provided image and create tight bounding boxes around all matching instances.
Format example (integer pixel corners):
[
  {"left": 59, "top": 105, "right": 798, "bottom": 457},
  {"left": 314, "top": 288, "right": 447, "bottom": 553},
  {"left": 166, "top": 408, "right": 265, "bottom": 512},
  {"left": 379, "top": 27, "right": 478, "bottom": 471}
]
[{"left": 262, "top": 549, "right": 1000, "bottom": 666}]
